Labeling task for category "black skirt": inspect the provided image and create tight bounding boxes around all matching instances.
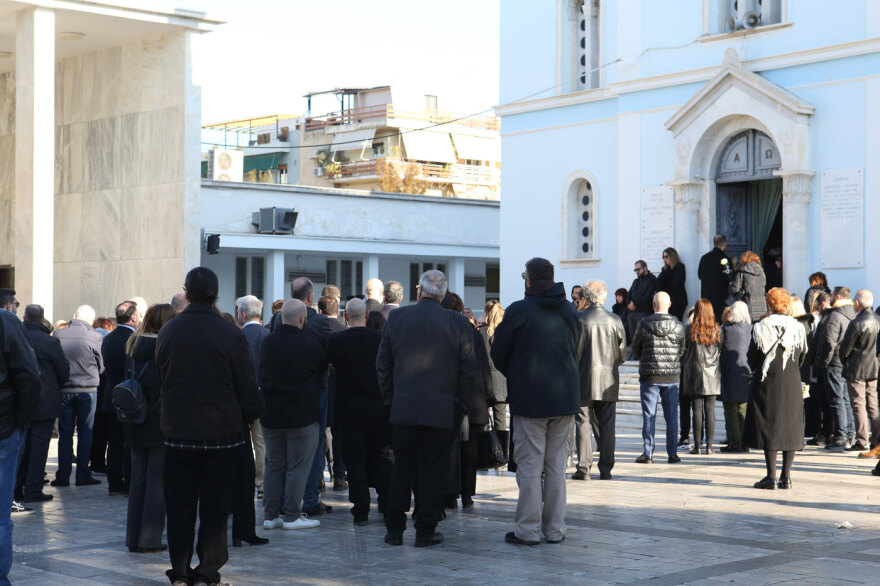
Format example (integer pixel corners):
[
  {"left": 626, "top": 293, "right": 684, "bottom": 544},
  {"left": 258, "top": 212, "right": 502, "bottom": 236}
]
[{"left": 742, "top": 345, "right": 805, "bottom": 451}]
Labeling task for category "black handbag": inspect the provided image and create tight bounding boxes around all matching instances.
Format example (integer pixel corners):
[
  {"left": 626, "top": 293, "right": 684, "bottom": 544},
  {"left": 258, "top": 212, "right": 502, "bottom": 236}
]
[{"left": 477, "top": 417, "right": 508, "bottom": 470}]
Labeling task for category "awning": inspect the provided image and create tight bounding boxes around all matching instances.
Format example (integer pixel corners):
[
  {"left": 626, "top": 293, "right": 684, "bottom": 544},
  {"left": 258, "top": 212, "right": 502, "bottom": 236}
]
[
  {"left": 243, "top": 153, "right": 281, "bottom": 173},
  {"left": 452, "top": 134, "right": 499, "bottom": 162},
  {"left": 331, "top": 128, "right": 376, "bottom": 153},
  {"left": 401, "top": 131, "right": 456, "bottom": 163}
]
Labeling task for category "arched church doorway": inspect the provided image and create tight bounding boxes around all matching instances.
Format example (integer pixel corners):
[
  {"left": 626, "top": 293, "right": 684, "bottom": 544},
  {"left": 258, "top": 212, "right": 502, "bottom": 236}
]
[{"left": 715, "top": 130, "right": 783, "bottom": 288}]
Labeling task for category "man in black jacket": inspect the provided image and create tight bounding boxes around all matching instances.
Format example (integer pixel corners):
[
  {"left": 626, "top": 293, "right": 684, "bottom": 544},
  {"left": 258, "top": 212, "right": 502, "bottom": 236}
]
[
  {"left": 101, "top": 300, "right": 138, "bottom": 496},
  {"left": 631, "top": 291, "right": 685, "bottom": 464},
  {"left": 377, "top": 270, "right": 475, "bottom": 548},
  {"left": 156, "top": 267, "right": 263, "bottom": 586},
  {"left": 840, "top": 290, "right": 880, "bottom": 456},
  {"left": 328, "top": 298, "right": 391, "bottom": 525},
  {"left": 626, "top": 260, "right": 657, "bottom": 341},
  {"left": 259, "top": 299, "right": 325, "bottom": 531},
  {"left": 816, "top": 287, "right": 857, "bottom": 449},
  {"left": 16, "top": 306, "right": 69, "bottom": 503},
  {"left": 698, "top": 234, "right": 730, "bottom": 321},
  {"left": 491, "top": 258, "right": 580, "bottom": 546},
  {"left": 0, "top": 304, "right": 41, "bottom": 584}
]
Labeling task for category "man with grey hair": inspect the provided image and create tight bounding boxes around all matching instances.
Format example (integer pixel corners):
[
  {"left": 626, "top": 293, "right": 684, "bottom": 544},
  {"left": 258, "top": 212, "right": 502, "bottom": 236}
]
[
  {"left": 380, "top": 281, "right": 404, "bottom": 319},
  {"left": 170, "top": 293, "right": 188, "bottom": 313},
  {"left": 377, "top": 270, "right": 475, "bottom": 547},
  {"left": 631, "top": 291, "right": 685, "bottom": 464},
  {"left": 573, "top": 280, "right": 626, "bottom": 480},
  {"left": 840, "top": 289, "right": 880, "bottom": 458},
  {"left": 52, "top": 304, "right": 105, "bottom": 487}
]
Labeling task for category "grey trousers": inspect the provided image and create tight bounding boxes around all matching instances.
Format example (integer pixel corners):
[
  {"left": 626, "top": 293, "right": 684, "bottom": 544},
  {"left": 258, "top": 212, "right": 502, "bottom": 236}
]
[
  {"left": 512, "top": 414, "right": 574, "bottom": 543},
  {"left": 574, "top": 405, "right": 599, "bottom": 473},
  {"left": 262, "top": 424, "right": 319, "bottom": 522},
  {"left": 250, "top": 420, "right": 265, "bottom": 487},
  {"left": 847, "top": 379, "right": 880, "bottom": 447}
]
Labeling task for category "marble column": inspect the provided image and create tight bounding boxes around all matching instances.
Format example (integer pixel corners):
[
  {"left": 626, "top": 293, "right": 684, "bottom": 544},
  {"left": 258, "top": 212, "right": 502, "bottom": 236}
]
[
  {"left": 14, "top": 7, "right": 54, "bottom": 320},
  {"left": 671, "top": 180, "right": 703, "bottom": 307},
  {"left": 450, "top": 257, "right": 465, "bottom": 298},
  {"left": 365, "top": 254, "right": 380, "bottom": 280},
  {"left": 265, "top": 250, "right": 286, "bottom": 319},
  {"left": 777, "top": 171, "right": 814, "bottom": 292}
]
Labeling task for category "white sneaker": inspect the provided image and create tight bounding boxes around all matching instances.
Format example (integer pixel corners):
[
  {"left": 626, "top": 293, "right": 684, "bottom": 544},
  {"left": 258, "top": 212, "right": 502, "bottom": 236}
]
[
  {"left": 263, "top": 517, "right": 283, "bottom": 530},
  {"left": 283, "top": 514, "right": 320, "bottom": 530}
]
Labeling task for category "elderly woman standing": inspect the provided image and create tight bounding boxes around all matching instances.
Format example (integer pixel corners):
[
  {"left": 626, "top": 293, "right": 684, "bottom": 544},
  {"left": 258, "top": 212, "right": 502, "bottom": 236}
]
[
  {"left": 743, "top": 288, "right": 807, "bottom": 489},
  {"left": 729, "top": 251, "right": 768, "bottom": 323},
  {"left": 681, "top": 299, "right": 723, "bottom": 455},
  {"left": 719, "top": 302, "right": 752, "bottom": 453}
]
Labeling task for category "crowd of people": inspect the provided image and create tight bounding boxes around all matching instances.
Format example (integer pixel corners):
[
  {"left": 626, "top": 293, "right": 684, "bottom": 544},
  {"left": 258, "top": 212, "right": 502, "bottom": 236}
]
[{"left": 1, "top": 235, "right": 878, "bottom": 583}]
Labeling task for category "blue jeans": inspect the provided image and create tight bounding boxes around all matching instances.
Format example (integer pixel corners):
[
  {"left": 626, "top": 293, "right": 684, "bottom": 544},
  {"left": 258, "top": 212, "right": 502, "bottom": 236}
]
[
  {"left": 57, "top": 392, "right": 97, "bottom": 483},
  {"left": 303, "top": 392, "right": 329, "bottom": 509},
  {"left": 1, "top": 429, "right": 25, "bottom": 586},
  {"left": 640, "top": 383, "right": 679, "bottom": 459},
  {"left": 825, "top": 367, "right": 855, "bottom": 440}
]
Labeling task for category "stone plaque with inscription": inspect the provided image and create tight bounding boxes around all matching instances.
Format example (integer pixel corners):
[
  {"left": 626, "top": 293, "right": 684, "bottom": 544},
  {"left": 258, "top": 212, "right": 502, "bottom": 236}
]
[
  {"left": 640, "top": 186, "right": 674, "bottom": 271},
  {"left": 820, "top": 168, "right": 863, "bottom": 269}
]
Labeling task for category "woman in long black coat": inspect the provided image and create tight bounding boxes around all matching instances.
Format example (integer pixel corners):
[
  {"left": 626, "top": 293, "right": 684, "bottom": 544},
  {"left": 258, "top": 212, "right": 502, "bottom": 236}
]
[
  {"left": 656, "top": 247, "right": 688, "bottom": 321},
  {"left": 742, "top": 288, "right": 807, "bottom": 490},
  {"left": 681, "top": 299, "right": 722, "bottom": 455},
  {"left": 729, "top": 251, "right": 768, "bottom": 322},
  {"left": 719, "top": 301, "right": 752, "bottom": 453}
]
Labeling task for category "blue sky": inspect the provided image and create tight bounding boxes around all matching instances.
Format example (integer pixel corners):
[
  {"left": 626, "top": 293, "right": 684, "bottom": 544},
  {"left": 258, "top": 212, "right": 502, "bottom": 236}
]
[{"left": 184, "top": 0, "right": 500, "bottom": 123}]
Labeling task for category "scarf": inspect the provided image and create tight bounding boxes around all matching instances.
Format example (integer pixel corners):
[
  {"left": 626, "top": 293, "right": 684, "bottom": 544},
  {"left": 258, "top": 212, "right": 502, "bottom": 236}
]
[{"left": 752, "top": 313, "right": 806, "bottom": 382}]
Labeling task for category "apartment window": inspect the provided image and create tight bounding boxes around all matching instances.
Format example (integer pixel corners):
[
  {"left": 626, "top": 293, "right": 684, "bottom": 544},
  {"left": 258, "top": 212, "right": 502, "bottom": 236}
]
[
  {"left": 720, "top": 0, "right": 781, "bottom": 33},
  {"left": 409, "top": 263, "right": 420, "bottom": 301},
  {"left": 235, "top": 257, "right": 248, "bottom": 298},
  {"left": 355, "top": 261, "right": 363, "bottom": 295},
  {"left": 564, "top": 176, "right": 597, "bottom": 260},
  {"left": 257, "top": 132, "right": 271, "bottom": 145},
  {"left": 573, "top": 0, "right": 600, "bottom": 91},
  {"left": 372, "top": 142, "right": 385, "bottom": 158},
  {"left": 340, "top": 260, "right": 353, "bottom": 298},
  {"left": 251, "top": 257, "right": 265, "bottom": 300},
  {"left": 278, "top": 126, "right": 289, "bottom": 142}
]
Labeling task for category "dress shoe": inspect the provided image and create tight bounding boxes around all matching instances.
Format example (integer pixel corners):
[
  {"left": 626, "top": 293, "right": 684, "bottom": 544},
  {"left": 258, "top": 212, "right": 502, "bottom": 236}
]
[
  {"left": 75, "top": 478, "right": 101, "bottom": 486},
  {"left": 414, "top": 531, "right": 444, "bottom": 547},
  {"left": 444, "top": 496, "right": 458, "bottom": 509},
  {"left": 49, "top": 479, "right": 69, "bottom": 487},
  {"left": 546, "top": 535, "right": 565, "bottom": 544},
  {"left": 689, "top": 445, "right": 700, "bottom": 455},
  {"left": 133, "top": 545, "right": 167, "bottom": 553},
  {"left": 847, "top": 442, "right": 869, "bottom": 452},
  {"left": 384, "top": 532, "right": 403, "bottom": 546},
  {"left": 806, "top": 434, "right": 827, "bottom": 446},
  {"left": 668, "top": 456, "right": 681, "bottom": 464},
  {"left": 505, "top": 531, "right": 539, "bottom": 546},
  {"left": 333, "top": 478, "right": 348, "bottom": 491},
  {"left": 778, "top": 477, "right": 792, "bottom": 489},
  {"left": 302, "top": 502, "right": 332, "bottom": 516},
  {"left": 720, "top": 444, "right": 740, "bottom": 453},
  {"left": 599, "top": 472, "right": 613, "bottom": 480},
  {"left": 461, "top": 498, "right": 474, "bottom": 509},
  {"left": 353, "top": 518, "right": 369, "bottom": 526},
  {"left": 233, "top": 535, "right": 268, "bottom": 547},
  {"left": 22, "top": 492, "right": 53, "bottom": 503},
  {"left": 825, "top": 438, "right": 847, "bottom": 450},
  {"left": 753, "top": 476, "right": 778, "bottom": 490},
  {"left": 635, "top": 454, "right": 652, "bottom": 464},
  {"left": 860, "top": 445, "right": 880, "bottom": 458},
  {"left": 109, "top": 491, "right": 125, "bottom": 496},
  {"left": 571, "top": 470, "right": 588, "bottom": 480}
]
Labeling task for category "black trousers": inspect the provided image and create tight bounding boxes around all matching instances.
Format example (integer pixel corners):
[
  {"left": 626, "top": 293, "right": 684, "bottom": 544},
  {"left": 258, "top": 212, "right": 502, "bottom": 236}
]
[
  {"left": 15, "top": 419, "right": 54, "bottom": 499},
  {"left": 385, "top": 424, "right": 456, "bottom": 539},
  {"left": 679, "top": 396, "right": 692, "bottom": 442},
  {"left": 592, "top": 401, "right": 616, "bottom": 476},
  {"left": 230, "top": 437, "right": 257, "bottom": 540},
  {"left": 164, "top": 447, "right": 235, "bottom": 585},
  {"left": 692, "top": 396, "right": 716, "bottom": 448},
  {"left": 107, "top": 417, "right": 130, "bottom": 493},
  {"left": 127, "top": 446, "right": 165, "bottom": 549},
  {"left": 338, "top": 407, "right": 392, "bottom": 520},
  {"left": 90, "top": 409, "right": 109, "bottom": 470},
  {"left": 459, "top": 425, "right": 480, "bottom": 501}
]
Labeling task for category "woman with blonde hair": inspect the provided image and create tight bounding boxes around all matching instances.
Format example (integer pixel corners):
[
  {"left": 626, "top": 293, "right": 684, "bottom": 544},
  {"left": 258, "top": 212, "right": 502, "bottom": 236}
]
[
  {"left": 681, "top": 299, "right": 723, "bottom": 455},
  {"left": 728, "top": 251, "right": 768, "bottom": 322},
  {"left": 743, "top": 288, "right": 807, "bottom": 489},
  {"left": 478, "top": 300, "right": 510, "bottom": 462}
]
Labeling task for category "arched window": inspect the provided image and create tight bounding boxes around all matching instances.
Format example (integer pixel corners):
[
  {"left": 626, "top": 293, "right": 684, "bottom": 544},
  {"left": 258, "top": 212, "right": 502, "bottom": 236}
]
[
  {"left": 572, "top": 1, "right": 600, "bottom": 91},
  {"left": 564, "top": 174, "right": 597, "bottom": 260}
]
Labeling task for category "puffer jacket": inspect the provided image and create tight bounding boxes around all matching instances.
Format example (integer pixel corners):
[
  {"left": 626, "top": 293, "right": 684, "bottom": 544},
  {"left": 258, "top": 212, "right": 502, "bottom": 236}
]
[
  {"left": 680, "top": 326, "right": 723, "bottom": 397},
  {"left": 631, "top": 313, "right": 685, "bottom": 384},
  {"left": 840, "top": 308, "right": 880, "bottom": 381},
  {"left": 816, "top": 302, "right": 856, "bottom": 368},
  {"left": 728, "top": 262, "right": 767, "bottom": 322}
]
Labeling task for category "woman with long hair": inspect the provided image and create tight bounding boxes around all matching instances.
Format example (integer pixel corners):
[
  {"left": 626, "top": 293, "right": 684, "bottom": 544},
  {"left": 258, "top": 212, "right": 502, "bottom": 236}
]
[
  {"left": 681, "top": 299, "right": 723, "bottom": 455},
  {"left": 720, "top": 301, "right": 752, "bottom": 453},
  {"left": 479, "top": 300, "right": 509, "bottom": 462},
  {"left": 656, "top": 247, "right": 688, "bottom": 320},
  {"left": 728, "top": 251, "right": 768, "bottom": 322},
  {"left": 743, "top": 288, "right": 807, "bottom": 489},
  {"left": 123, "top": 303, "right": 177, "bottom": 553}
]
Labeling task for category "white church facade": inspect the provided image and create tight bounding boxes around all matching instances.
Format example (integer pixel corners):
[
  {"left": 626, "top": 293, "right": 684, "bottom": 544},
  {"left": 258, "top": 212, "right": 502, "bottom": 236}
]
[{"left": 497, "top": 0, "right": 880, "bottom": 307}]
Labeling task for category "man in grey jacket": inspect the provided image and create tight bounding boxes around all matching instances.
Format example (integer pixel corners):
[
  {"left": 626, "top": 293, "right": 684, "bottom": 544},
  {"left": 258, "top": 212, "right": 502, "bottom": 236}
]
[
  {"left": 574, "top": 280, "right": 626, "bottom": 480},
  {"left": 52, "top": 305, "right": 105, "bottom": 487},
  {"left": 840, "top": 289, "right": 880, "bottom": 456}
]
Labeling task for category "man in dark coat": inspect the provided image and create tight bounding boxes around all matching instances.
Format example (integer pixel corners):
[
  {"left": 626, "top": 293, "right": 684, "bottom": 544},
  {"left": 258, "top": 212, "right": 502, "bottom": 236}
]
[
  {"left": 377, "top": 270, "right": 475, "bottom": 548},
  {"left": 0, "top": 304, "right": 40, "bottom": 585},
  {"left": 698, "top": 234, "right": 730, "bottom": 321},
  {"left": 491, "top": 258, "right": 580, "bottom": 546},
  {"left": 626, "top": 260, "right": 657, "bottom": 341},
  {"left": 839, "top": 289, "right": 880, "bottom": 455},
  {"left": 101, "top": 300, "right": 138, "bottom": 496},
  {"left": 380, "top": 281, "right": 404, "bottom": 319},
  {"left": 156, "top": 267, "right": 264, "bottom": 586},
  {"left": 16, "top": 306, "right": 69, "bottom": 503},
  {"left": 318, "top": 295, "right": 347, "bottom": 491},
  {"left": 816, "top": 286, "right": 857, "bottom": 449},
  {"left": 574, "top": 280, "right": 626, "bottom": 481}
]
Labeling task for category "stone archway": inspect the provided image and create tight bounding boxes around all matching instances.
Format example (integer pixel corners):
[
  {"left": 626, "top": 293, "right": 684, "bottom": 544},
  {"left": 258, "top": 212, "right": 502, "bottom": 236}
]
[{"left": 665, "top": 49, "right": 814, "bottom": 304}]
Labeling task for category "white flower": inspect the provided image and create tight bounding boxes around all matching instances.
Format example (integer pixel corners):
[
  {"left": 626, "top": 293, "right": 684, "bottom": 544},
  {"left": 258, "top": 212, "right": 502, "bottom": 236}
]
[{"left": 720, "top": 259, "right": 729, "bottom": 265}]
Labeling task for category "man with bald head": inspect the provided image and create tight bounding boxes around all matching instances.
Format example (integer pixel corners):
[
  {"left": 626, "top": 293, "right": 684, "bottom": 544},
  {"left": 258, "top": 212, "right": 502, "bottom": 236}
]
[
  {"left": 259, "top": 299, "right": 327, "bottom": 531},
  {"left": 170, "top": 293, "right": 188, "bottom": 314},
  {"left": 630, "top": 291, "right": 685, "bottom": 464}
]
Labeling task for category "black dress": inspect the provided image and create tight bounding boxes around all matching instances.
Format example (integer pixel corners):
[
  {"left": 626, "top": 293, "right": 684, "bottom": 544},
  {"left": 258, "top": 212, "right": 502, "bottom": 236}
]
[
  {"left": 742, "top": 339, "right": 805, "bottom": 451},
  {"left": 656, "top": 263, "right": 687, "bottom": 321}
]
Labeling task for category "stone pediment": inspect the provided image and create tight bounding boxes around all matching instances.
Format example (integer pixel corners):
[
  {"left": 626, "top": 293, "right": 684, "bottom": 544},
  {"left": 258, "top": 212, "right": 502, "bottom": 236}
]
[{"left": 665, "top": 49, "right": 814, "bottom": 137}]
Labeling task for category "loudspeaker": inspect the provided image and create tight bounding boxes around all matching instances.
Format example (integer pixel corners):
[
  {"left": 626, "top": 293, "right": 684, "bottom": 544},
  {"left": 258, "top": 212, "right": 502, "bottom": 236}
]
[
  {"left": 206, "top": 234, "right": 220, "bottom": 255},
  {"left": 742, "top": 11, "right": 760, "bottom": 28}
]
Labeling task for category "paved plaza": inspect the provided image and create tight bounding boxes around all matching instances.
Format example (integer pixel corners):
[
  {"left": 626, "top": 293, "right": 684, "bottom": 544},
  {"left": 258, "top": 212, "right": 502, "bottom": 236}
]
[{"left": 8, "top": 433, "right": 880, "bottom": 585}]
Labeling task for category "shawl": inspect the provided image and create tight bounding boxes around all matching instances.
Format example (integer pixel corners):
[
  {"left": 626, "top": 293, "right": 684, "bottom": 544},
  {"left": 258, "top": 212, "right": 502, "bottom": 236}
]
[{"left": 752, "top": 313, "right": 806, "bottom": 381}]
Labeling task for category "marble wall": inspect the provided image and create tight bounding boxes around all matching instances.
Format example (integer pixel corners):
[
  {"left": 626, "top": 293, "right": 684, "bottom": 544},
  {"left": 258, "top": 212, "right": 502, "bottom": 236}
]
[{"left": 0, "top": 71, "right": 14, "bottom": 267}]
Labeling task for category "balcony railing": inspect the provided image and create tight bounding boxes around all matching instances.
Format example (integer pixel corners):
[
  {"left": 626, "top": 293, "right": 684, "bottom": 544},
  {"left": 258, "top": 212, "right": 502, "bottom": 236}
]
[
  {"left": 332, "top": 159, "right": 499, "bottom": 187},
  {"left": 305, "top": 104, "right": 500, "bottom": 132}
]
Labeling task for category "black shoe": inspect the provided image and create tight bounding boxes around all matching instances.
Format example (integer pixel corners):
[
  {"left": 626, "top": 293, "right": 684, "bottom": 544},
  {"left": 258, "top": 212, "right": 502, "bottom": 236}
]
[
  {"left": 689, "top": 445, "right": 700, "bottom": 455},
  {"left": 384, "top": 532, "right": 403, "bottom": 546},
  {"left": 108, "top": 491, "right": 125, "bottom": 496},
  {"left": 806, "top": 434, "right": 827, "bottom": 446},
  {"left": 75, "top": 478, "right": 101, "bottom": 486},
  {"left": 635, "top": 454, "right": 652, "bottom": 464},
  {"left": 871, "top": 466, "right": 880, "bottom": 477},
  {"left": 22, "top": 492, "right": 53, "bottom": 503},
  {"left": 571, "top": 470, "right": 588, "bottom": 480},
  {"left": 133, "top": 545, "right": 168, "bottom": 553},
  {"left": 668, "top": 456, "right": 681, "bottom": 464},
  {"left": 302, "top": 502, "right": 332, "bottom": 516},
  {"left": 505, "top": 531, "right": 539, "bottom": 546},
  {"left": 704, "top": 446, "right": 714, "bottom": 455},
  {"left": 461, "top": 498, "right": 474, "bottom": 509},
  {"left": 444, "top": 497, "right": 458, "bottom": 509},
  {"left": 49, "top": 479, "right": 69, "bottom": 487},
  {"left": 778, "top": 477, "right": 792, "bottom": 489},
  {"left": 720, "top": 444, "right": 740, "bottom": 453},
  {"left": 754, "top": 476, "right": 778, "bottom": 490},
  {"left": 546, "top": 535, "right": 565, "bottom": 544},
  {"left": 825, "top": 438, "right": 847, "bottom": 450},
  {"left": 353, "top": 518, "right": 369, "bottom": 527},
  {"left": 414, "top": 531, "right": 444, "bottom": 547},
  {"left": 599, "top": 472, "right": 613, "bottom": 480},
  {"left": 847, "top": 442, "right": 869, "bottom": 452},
  {"left": 677, "top": 438, "right": 689, "bottom": 447}
]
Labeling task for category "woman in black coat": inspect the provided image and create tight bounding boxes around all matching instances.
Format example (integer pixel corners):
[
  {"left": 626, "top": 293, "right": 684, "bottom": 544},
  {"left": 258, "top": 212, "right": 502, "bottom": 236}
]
[
  {"left": 123, "top": 304, "right": 177, "bottom": 553},
  {"left": 719, "top": 302, "right": 752, "bottom": 453},
  {"left": 729, "top": 251, "right": 768, "bottom": 322},
  {"left": 656, "top": 247, "right": 688, "bottom": 321},
  {"left": 478, "top": 300, "right": 509, "bottom": 461},
  {"left": 742, "top": 288, "right": 807, "bottom": 490},
  {"left": 681, "top": 299, "right": 722, "bottom": 455}
]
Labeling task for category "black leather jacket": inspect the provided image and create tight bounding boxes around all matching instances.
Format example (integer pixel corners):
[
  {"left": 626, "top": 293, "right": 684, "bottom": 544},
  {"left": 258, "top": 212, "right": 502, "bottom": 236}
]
[
  {"left": 0, "top": 311, "right": 41, "bottom": 440},
  {"left": 631, "top": 313, "right": 685, "bottom": 383},
  {"left": 575, "top": 304, "right": 626, "bottom": 404},
  {"left": 840, "top": 308, "right": 880, "bottom": 381}
]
